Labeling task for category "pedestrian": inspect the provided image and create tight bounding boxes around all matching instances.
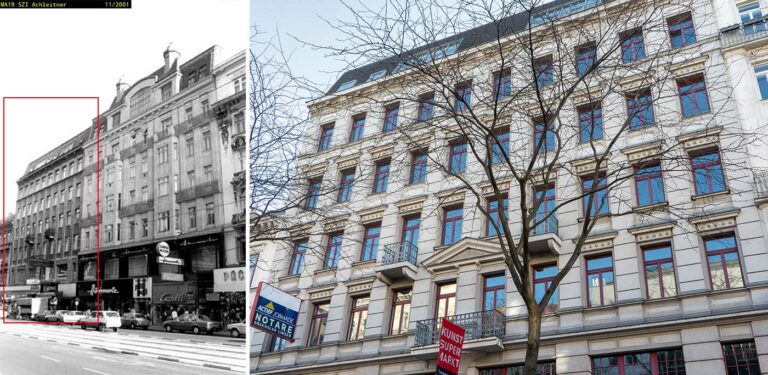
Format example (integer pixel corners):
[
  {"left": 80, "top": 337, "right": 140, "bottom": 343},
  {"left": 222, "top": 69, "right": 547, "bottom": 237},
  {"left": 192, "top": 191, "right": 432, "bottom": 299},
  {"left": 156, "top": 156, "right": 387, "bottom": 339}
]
[{"left": 171, "top": 309, "right": 178, "bottom": 320}]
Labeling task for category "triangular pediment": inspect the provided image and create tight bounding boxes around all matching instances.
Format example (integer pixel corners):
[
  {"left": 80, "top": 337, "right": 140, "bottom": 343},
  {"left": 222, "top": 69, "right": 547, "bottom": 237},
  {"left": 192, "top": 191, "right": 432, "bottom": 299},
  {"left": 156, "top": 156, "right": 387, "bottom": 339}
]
[{"left": 422, "top": 237, "right": 504, "bottom": 271}]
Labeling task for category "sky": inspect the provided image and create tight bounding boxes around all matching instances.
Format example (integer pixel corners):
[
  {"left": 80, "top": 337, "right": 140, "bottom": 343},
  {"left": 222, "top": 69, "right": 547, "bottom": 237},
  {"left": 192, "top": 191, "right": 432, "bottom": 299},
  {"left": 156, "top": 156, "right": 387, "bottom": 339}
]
[{"left": 0, "top": 0, "right": 248, "bottom": 214}]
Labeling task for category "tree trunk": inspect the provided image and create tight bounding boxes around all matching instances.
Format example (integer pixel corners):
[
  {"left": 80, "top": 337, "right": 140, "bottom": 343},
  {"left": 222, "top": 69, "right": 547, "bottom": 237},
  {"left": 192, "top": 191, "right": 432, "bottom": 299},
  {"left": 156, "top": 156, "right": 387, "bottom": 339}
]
[{"left": 523, "top": 305, "right": 543, "bottom": 375}]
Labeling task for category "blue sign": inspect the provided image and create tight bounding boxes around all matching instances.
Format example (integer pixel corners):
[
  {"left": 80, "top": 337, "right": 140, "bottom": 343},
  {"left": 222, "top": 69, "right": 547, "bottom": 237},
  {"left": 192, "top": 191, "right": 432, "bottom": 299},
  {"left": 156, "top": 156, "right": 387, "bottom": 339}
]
[{"left": 250, "top": 282, "right": 301, "bottom": 341}]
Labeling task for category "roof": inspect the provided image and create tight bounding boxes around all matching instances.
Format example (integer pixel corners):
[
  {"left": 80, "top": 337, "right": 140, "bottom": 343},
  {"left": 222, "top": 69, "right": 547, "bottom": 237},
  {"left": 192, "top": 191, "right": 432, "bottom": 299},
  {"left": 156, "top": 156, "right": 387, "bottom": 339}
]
[
  {"left": 109, "top": 60, "right": 178, "bottom": 110},
  {"left": 324, "top": 0, "right": 600, "bottom": 95},
  {"left": 21, "top": 127, "right": 90, "bottom": 180}
]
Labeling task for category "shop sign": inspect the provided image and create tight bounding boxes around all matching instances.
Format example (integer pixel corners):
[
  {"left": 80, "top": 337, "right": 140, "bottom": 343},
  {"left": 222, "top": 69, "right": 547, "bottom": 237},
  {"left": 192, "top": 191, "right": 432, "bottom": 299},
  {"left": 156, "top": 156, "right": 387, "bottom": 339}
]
[
  {"left": 87, "top": 284, "right": 120, "bottom": 297},
  {"left": 133, "top": 277, "right": 152, "bottom": 299},
  {"left": 213, "top": 267, "right": 246, "bottom": 292},
  {"left": 157, "top": 256, "right": 184, "bottom": 266},
  {"left": 436, "top": 319, "right": 465, "bottom": 375},
  {"left": 250, "top": 282, "right": 301, "bottom": 341},
  {"left": 160, "top": 273, "right": 184, "bottom": 282},
  {"left": 206, "top": 292, "right": 220, "bottom": 302},
  {"left": 26, "top": 278, "right": 40, "bottom": 285},
  {"left": 153, "top": 282, "right": 196, "bottom": 305},
  {"left": 156, "top": 241, "right": 170, "bottom": 257}
]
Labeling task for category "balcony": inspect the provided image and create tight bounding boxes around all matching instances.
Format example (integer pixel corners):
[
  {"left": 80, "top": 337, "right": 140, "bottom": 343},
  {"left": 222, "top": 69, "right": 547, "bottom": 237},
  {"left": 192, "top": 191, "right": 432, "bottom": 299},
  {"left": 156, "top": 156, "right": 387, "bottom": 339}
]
[
  {"left": 721, "top": 18, "right": 768, "bottom": 49},
  {"left": 413, "top": 310, "right": 505, "bottom": 353},
  {"left": 44, "top": 228, "right": 55, "bottom": 240},
  {"left": 375, "top": 242, "right": 418, "bottom": 284},
  {"left": 79, "top": 214, "right": 100, "bottom": 227},
  {"left": 119, "top": 199, "right": 154, "bottom": 217},
  {"left": 176, "top": 180, "right": 220, "bottom": 202},
  {"left": 119, "top": 138, "right": 155, "bottom": 159},
  {"left": 155, "top": 128, "right": 172, "bottom": 142},
  {"left": 232, "top": 212, "right": 246, "bottom": 231},
  {"left": 528, "top": 212, "right": 561, "bottom": 256},
  {"left": 755, "top": 169, "right": 768, "bottom": 203}
]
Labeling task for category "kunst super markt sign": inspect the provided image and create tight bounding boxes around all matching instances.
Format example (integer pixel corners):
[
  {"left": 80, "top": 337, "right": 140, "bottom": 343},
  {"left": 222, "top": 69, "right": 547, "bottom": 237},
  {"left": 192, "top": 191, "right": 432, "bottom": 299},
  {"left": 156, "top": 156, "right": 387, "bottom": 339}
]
[
  {"left": 250, "top": 282, "right": 301, "bottom": 341},
  {"left": 436, "top": 319, "right": 465, "bottom": 375}
]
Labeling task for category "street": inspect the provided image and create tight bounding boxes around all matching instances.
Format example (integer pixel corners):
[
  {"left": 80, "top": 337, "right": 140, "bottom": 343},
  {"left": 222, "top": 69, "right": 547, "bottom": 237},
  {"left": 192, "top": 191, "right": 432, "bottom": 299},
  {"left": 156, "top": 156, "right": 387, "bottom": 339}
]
[{"left": 0, "top": 321, "right": 246, "bottom": 374}]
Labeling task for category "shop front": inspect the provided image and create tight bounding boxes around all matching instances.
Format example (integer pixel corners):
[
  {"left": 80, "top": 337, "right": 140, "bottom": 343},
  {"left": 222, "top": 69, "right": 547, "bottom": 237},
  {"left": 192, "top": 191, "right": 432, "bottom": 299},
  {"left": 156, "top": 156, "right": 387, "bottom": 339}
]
[
  {"left": 213, "top": 266, "right": 247, "bottom": 325},
  {"left": 151, "top": 281, "right": 197, "bottom": 324},
  {"left": 76, "top": 279, "right": 133, "bottom": 313}
]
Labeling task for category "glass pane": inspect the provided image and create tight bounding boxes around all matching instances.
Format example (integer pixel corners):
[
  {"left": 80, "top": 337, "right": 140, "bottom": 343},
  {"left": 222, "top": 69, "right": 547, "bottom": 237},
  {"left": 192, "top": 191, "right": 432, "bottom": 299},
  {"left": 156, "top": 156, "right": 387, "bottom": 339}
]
[
  {"left": 725, "top": 252, "right": 744, "bottom": 288},
  {"left": 391, "top": 307, "right": 402, "bottom": 334},
  {"left": 587, "top": 256, "right": 613, "bottom": 270},
  {"left": 588, "top": 274, "right": 602, "bottom": 306},
  {"left": 603, "top": 272, "right": 615, "bottom": 304},
  {"left": 440, "top": 283, "right": 457, "bottom": 295},
  {"left": 644, "top": 246, "right": 672, "bottom": 261},
  {"left": 646, "top": 264, "right": 661, "bottom": 299},
  {"left": 485, "top": 275, "right": 506, "bottom": 288},
  {"left": 661, "top": 262, "right": 678, "bottom": 297},
  {"left": 706, "top": 236, "right": 736, "bottom": 252},
  {"left": 709, "top": 254, "right": 727, "bottom": 291}
]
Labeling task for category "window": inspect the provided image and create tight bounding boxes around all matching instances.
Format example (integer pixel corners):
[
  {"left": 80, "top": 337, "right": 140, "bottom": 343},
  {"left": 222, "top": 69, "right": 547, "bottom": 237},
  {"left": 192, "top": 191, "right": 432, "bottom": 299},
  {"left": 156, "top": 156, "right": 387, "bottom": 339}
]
[
  {"left": 494, "top": 69, "right": 512, "bottom": 99},
  {"left": 338, "top": 169, "right": 355, "bottom": 203},
  {"left": 157, "top": 145, "right": 169, "bottom": 164},
  {"left": 409, "top": 151, "right": 428, "bottom": 184},
  {"left": 480, "top": 362, "right": 557, "bottom": 375},
  {"left": 235, "top": 112, "right": 245, "bottom": 133},
  {"left": 705, "top": 234, "right": 744, "bottom": 291},
  {"left": 129, "top": 221, "right": 135, "bottom": 240},
  {"left": 643, "top": 244, "right": 677, "bottom": 299},
  {"left": 348, "top": 296, "right": 369, "bottom": 341},
  {"left": 130, "top": 87, "right": 152, "bottom": 117},
  {"left": 417, "top": 92, "right": 434, "bottom": 121},
  {"left": 158, "top": 211, "right": 170, "bottom": 232},
  {"left": 578, "top": 103, "right": 603, "bottom": 142},
  {"left": 318, "top": 124, "right": 334, "bottom": 151},
  {"left": 442, "top": 206, "right": 463, "bottom": 245},
  {"left": 626, "top": 89, "right": 655, "bottom": 128},
  {"left": 233, "top": 75, "right": 244, "bottom": 92},
  {"left": 202, "top": 131, "right": 211, "bottom": 151},
  {"left": 402, "top": 215, "right": 421, "bottom": 252},
  {"left": 361, "top": 224, "right": 380, "bottom": 261},
  {"left": 755, "top": 64, "right": 768, "bottom": 100},
  {"left": 305, "top": 178, "right": 322, "bottom": 209},
  {"left": 635, "top": 164, "right": 666, "bottom": 206},
  {"left": 534, "top": 264, "right": 559, "bottom": 312},
  {"left": 534, "top": 55, "right": 554, "bottom": 87},
  {"left": 141, "top": 186, "right": 149, "bottom": 201},
  {"left": 724, "top": 341, "right": 761, "bottom": 375},
  {"left": 205, "top": 202, "right": 215, "bottom": 225},
  {"left": 142, "top": 219, "right": 148, "bottom": 237},
  {"left": 107, "top": 196, "right": 114, "bottom": 212},
  {"left": 454, "top": 81, "right": 472, "bottom": 112},
  {"left": 349, "top": 114, "right": 366, "bottom": 142},
  {"left": 620, "top": 28, "right": 646, "bottom": 63},
  {"left": 324, "top": 233, "right": 343, "bottom": 269},
  {"left": 483, "top": 273, "right": 506, "bottom": 313},
  {"left": 436, "top": 282, "right": 457, "bottom": 318},
  {"left": 533, "top": 117, "right": 555, "bottom": 154},
  {"left": 534, "top": 185, "right": 557, "bottom": 234},
  {"left": 576, "top": 43, "right": 596, "bottom": 76},
  {"left": 691, "top": 151, "right": 726, "bottom": 195},
  {"left": 372, "top": 160, "right": 390, "bottom": 193},
  {"left": 158, "top": 176, "right": 169, "bottom": 196},
  {"left": 449, "top": 142, "right": 467, "bottom": 174},
  {"left": 187, "top": 171, "right": 196, "bottom": 187},
  {"left": 592, "top": 349, "right": 686, "bottom": 375},
  {"left": 383, "top": 104, "right": 399, "bottom": 132},
  {"left": 188, "top": 207, "right": 197, "bottom": 228},
  {"left": 186, "top": 137, "right": 195, "bottom": 157},
  {"left": 740, "top": 3, "right": 767, "bottom": 35},
  {"left": 582, "top": 176, "right": 609, "bottom": 216},
  {"left": 390, "top": 289, "right": 412, "bottom": 335},
  {"left": 491, "top": 129, "right": 510, "bottom": 164},
  {"left": 204, "top": 165, "right": 213, "bottom": 183},
  {"left": 307, "top": 302, "right": 330, "bottom": 347},
  {"left": 586, "top": 254, "right": 615, "bottom": 307},
  {"left": 289, "top": 240, "right": 308, "bottom": 275},
  {"left": 677, "top": 75, "right": 710, "bottom": 117},
  {"left": 486, "top": 195, "right": 508, "bottom": 236},
  {"left": 668, "top": 13, "right": 696, "bottom": 49}
]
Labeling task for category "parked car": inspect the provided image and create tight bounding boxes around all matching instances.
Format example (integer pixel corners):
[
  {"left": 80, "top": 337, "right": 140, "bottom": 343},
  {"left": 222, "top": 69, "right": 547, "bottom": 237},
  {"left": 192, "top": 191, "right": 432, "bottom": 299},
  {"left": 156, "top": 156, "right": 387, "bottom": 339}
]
[
  {"left": 61, "top": 310, "right": 86, "bottom": 324},
  {"left": 121, "top": 312, "right": 151, "bottom": 329},
  {"left": 45, "top": 310, "right": 69, "bottom": 322},
  {"left": 78, "top": 311, "right": 122, "bottom": 332},
  {"left": 162, "top": 314, "right": 222, "bottom": 335},
  {"left": 32, "top": 310, "right": 53, "bottom": 321},
  {"left": 226, "top": 320, "right": 245, "bottom": 338}
]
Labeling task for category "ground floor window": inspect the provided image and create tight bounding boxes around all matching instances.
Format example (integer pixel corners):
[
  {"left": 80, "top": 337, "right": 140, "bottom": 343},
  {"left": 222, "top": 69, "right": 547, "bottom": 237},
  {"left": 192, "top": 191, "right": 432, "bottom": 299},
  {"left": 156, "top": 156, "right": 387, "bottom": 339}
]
[
  {"left": 592, "top": 348, "right": 685, "bottom": 375},
  {"left": 480, "top": 361, "right": 556, "bottom": 375},
  {"left": 723, "top": 341, "right": 761, "bottom": 375}
]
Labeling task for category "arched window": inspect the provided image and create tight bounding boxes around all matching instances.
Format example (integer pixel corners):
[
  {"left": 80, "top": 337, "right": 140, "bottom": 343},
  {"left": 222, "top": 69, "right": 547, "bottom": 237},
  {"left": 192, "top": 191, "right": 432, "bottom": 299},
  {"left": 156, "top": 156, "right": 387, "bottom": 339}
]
[{"left": 129, "top": 87, "right": 152, "bottom": 117}]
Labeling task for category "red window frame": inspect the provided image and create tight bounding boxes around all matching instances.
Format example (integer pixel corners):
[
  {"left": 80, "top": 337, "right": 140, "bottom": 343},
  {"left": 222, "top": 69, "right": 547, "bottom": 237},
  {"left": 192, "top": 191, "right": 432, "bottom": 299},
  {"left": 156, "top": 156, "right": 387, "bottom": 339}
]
[
  {"left": 307, "top": 302, "right": 330, "bottom": 347},
  {"left": 625, "top": 88, "right": 655, "bottom": 128},
  {"left": 409, "top": 150, "right": 428, "bottom": 184},
  {"left": 361, "top": 223, "right": 381, "bottom": 261},
  {"left": 454, "top": 81, "right": 472, "bottom": 112},
  {"left": 690, "top": 150, "right": 725, "bottom": 195},
  {"left": 318, "top": 123, "right": 334, "bottom": 151},
  {"left": 493, "top": 69, "right": 512, "bottom": 99},
  {"left": 417, "top": 92, "right": 434, "bottom": 121},
  {"left": 305, "top": 178, "right": 322, "bottom": 209},
  {"left": 486, "top": 194, "right": 509, "bottom": 236},
  {"left": 383, "top": 104, "right": 399, "bottom": 132},
  {"left": 338, "top": 169, "right": 355, "bottom": 202},
  {"left": 390, "top": 289, "right": 412, "bottom": 335},
  {"left": 592, "top": 348, "right": 686, "bottom": 375},
  {"left": 442, "top": 206, "right": 463, "bottom": 245},
  {"left": 533, "top": 116, "right": 555, "bottom": 154},
  {"left": 323, "top": 232, "right": 343, "bottom": 269},
  {"left": 704, "top": 233, "right": 744, "bottom": 290},
  {"left": 533, "top": 263, "right": 558, "bottom": 313},
  {"left": 581, "top": 175, "right": 608, "bottom": 216},
  {"left": 372, "top": 159, "right": 390, "bottom": 193},
  {"left": 723, "top": 341, "right": 761, "bottom": 375},
  {"left": 288, "top": 240, "right": 308, "bottom": 275},
  {"left": 576, "top": 43, "right": 596, "bottom": 76},
  {"left": 585, "top": 254, "right": 614, "bottom": 307},
  {"left": 402, "top": 214, "right": 421, "bottom": 247},
  {"left": 620, "top": 28, "right": 645, "bottom": 63},
  {"left": 435, "top": 282, "right": 457, "bottom": 319},
  {"left": 483, "top": 273, "right": 506, "bottom": 312},
  {"left": 642, "top": 244, "right": 676, "bottom": 299},
  {"left": 634, "top": 163, "right": 665, "bottom": 206},
  {"left": 577, "top": 102, "right": 603, "bottom": 143},
  {"left": 349, "top": 114, "right": 366, "bottom": 142},
  {"left": 348, "top": 296, "right": 369, "bottom": 341},
  {"left": 534, "top": 55, "right": 554, "bottom": 87},
  {"left": 677, "top": 74, "right": 710, "bottom": 117},
  {"left": 667, "top": 12, "right": 696, "bottom": 49},
  {"left": 449, "top": 142, "right": 468, "bottom": 174}
]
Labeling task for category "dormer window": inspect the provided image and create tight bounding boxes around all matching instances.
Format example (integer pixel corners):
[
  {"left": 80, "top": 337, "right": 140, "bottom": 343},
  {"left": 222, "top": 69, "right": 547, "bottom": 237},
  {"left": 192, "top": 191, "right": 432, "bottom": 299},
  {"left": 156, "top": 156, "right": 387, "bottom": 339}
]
[{"left": 129, "top": 87, "right": 152, "bottom": 117}]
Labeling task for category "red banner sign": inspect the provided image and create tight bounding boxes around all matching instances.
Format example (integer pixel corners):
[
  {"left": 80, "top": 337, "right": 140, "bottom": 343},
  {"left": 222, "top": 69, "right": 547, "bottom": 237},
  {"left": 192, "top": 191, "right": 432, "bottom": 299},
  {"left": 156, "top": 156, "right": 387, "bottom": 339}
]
[{"left": 436, "top": 318, "right": 465, "bottom": 375}]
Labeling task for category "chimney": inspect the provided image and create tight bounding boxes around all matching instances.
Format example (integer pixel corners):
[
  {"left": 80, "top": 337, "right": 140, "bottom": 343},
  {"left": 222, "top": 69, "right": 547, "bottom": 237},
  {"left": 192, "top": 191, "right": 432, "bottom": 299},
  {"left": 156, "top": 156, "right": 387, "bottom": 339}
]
[
  {"left": 115, "top": 77, "right": 129, "bottom": 101},
  {"left": 163, "top": 43, "right": 180, "bottom": 72}
]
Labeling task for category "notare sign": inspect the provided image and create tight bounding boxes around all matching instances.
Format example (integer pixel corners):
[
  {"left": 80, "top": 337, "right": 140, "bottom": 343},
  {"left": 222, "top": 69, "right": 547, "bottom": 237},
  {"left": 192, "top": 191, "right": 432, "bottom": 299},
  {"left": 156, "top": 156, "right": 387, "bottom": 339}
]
[
  {"left": 250, "top": 282, "right": 301, "bottom": 341},
  {"left": 436, "top": 319, "right": 465, "bottom": 375}
]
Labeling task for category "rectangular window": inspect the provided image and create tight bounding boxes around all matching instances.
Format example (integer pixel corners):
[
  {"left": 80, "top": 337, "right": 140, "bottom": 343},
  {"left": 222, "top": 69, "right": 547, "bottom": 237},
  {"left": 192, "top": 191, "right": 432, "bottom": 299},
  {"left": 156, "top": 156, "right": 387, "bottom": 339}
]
[
  {"left": 582, "top": 176, "right": 609, "bottom": 216},
  {"left": 409, "top": 151, "right": 428, "bottom": 184},
  {"left": 417, "top": 92, "right": 434, "bottom": 121},
  {"left": 158, "top": 176, "right": 169, "bottom": 196},
  {"left": 592, "top": 349, "right": 686, "bottom": 375},
  {"left": 668, "top": 12, "right": 696, "bottom": 49},
  {"left": 361, "top": 224, "right": 381, "bottom": 261},
  {"left": 454, "top": 81, "right": 472, "bottom": 112},
  {"left": 158, "top": 211, "right": 170, "bottom": 232},
  {"left": 202, "top": 131, "right": 211, "bottom": 151},
  {"left": 586, "top": 254, "right": 615, "bottom": 307},
  {"left": 534, "top": 264, "right": 559, "bottom": 313},
  {"left": 324, "top": 233, "right": 343, "bottom": 269},
  {"left": 306, "top": 178, "right": 322, "bottom": 209},
  {"left": 483, "top": 273, "right": 506, "bottom": 313},
  {"left": 677, "top": 74, "right": 710, "bottom": 117},
  {"left": 480, "top": 362, "right": 557, "bottom": 375},
  {"left": 318, "top": 124, "right": 334, "bottom": 151},
  {"left": 142, "top": 219, "right": 148, "bottom": 237},
  {"left": 534, "top": 185, "right": 557, "bottom": 235},
  {"left": 449, "top": 142, "right": 467, "bottom": 174},
  {"left": 372, "top": 160, "right": 390, "bottom": 193},
  {"left": 349, "top": 114, "right": 366, "bottom": 142},
  {"left": 755, "top": 64, "right": 768, "bottom": 100},
  {"left": 307, "top": 302, "right": 330, "bottom": 347},
  {"left": 442, "top": 206, "right": 463, "bottom": 245},
  {"left": 486, "top": 195, "right": 508, "bottom": 237},
  {"left": 635, "top": 164, "right": 666, "bottom": 206},
  {"left": 186, "top": 137, "right": 195, "bottom": 157},
  {"left": 203, "top": 165, "right": 213, "bottom": 183},
  {"left": 741, "top": 2, "right": 767, "bottom": 35},
  {"left": 289, "top": 240, "right": 308, "bottom": 275},
  {"left": 402, "top": 215, "right": 421, "bottom": 251},
  {"left": 643, "top": 244, "right": 677, "bottom": 299},
  {"left": 534, "top": 55, "right": 554, "bottom": 87},
  {"left": 390, "top": 289, "right": 412, "bottom": 335},
  {"left": 436, "top": 282, "right": 457, "bottom": 318},
  {"left": 383, "top": 104, "right": 399, "bottom": 132},
  {"left": 338, "top": 169, "right": 355, "bottom": 202},
  {"left": 576, "top": 43, "right": 596, "bottom": 76},
  {"left": 188, "top": 207, "right": 197, "bottom": 228},
  {"left": 491, "top": 129, "right": 510, "bottom": 164},
  {"left": 620, "top": 28, "right": 646, "bottom": 63},
  {"left": 534, "top": 117, "right": 555, "bottom": 154},
  {"left": 691, "top": 151, "right": 726, "bottom": 195},
  {"left": 626, "top": 89, "right": 655, "bottom": 128},
  {"left": 578, "top": 103, "right": 603, "bottom": 142},
  {"left": 724, "top": 341, "right": 761, "bottom": 375},
  {"left": 348, "top": 296, "right": 369, "bottom": 341},
  {"left": 205, "top": 202, "right": 215, "bottom": 225},
  {"left": 705, "top": 234, "right": 744, "bottom": 291},
  {"left": 494, "top": 69, "right": 512, "bottom": 99}
]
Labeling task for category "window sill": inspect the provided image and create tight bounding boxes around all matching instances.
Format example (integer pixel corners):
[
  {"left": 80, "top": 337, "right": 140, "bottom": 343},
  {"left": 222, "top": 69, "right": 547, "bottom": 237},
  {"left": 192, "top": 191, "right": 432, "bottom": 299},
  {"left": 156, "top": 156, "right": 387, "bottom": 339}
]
[
  {"left": 577, "top": 213, "right": 612, "bottom": 223},
  {"left": 691, "top": 189, "right": 729, "bottom": 201},
  {"left": 351, "top": 259, "right": 376, "bottom": 267},
  {"left": 313, "top": 268, "right": 337, "bottom": 277},
  {"left": 632, "top": 201, "right": 669, "bottom": 213},
  {"left": 278, "top": 274, "right": 301, "bottom": 283}
]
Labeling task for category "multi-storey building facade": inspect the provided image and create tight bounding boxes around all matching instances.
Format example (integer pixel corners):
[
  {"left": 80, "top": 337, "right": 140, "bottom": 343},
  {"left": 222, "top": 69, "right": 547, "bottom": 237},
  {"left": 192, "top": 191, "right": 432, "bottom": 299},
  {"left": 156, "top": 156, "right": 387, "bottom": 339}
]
[
  {"left": 75, "top": 45, "right": 247, "bottom": 321},
  {"left": 5, "top": 131, "right": 88, "bottom": 308},
  {"left": 252, "top": 0, "right": 768, "bottom": 374}
]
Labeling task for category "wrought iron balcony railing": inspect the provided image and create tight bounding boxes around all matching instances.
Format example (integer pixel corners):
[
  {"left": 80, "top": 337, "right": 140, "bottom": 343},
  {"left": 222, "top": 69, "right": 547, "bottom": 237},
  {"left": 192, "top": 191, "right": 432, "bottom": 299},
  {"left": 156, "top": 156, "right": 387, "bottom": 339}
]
[
  {"left": 414, "top": 310, "right": 505, "bottom": 347},
  {"left": 721, "top": 17, "right": 768, "bottom": 48},
  {"left": 176, "top": 180, "right": 221, "bottom": 202},
  {"left": 755, "top": 168, "right": 768, "bottom": 200},
  {"left": 381, "top": 241, "right": 418, "bottom": 266},
  {"left": 531, "top": 212, "right": 558, "bottom": 236}
]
